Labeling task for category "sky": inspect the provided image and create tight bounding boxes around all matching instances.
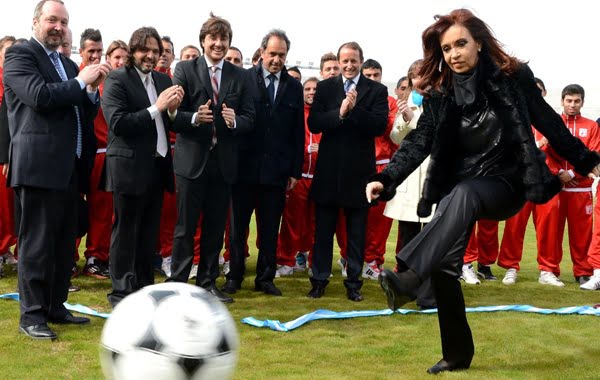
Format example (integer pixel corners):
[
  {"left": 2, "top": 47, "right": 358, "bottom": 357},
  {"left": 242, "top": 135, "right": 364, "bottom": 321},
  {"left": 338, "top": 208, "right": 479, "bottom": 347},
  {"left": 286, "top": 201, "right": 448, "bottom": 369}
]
[{"left": 2, "top": 0, "right": 600, "bottom": 116}]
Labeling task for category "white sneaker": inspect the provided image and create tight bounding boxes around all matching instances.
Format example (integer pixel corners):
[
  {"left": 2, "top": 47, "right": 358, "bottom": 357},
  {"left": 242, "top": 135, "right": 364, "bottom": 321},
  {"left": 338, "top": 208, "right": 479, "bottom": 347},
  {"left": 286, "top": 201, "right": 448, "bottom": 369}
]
[
  {"left": 161, "top": 256, "right": 172, "bottom": 278},
  {"left": 460, "top": 264, "right": 481, "bottom": 285},
  {"left": 538, "top": 271, "right": 565, "bottom": 287},
  {"left": 275, "top": 265, "right": 294, "bottom": 277},
  {"left": 580, "top": 274, "right": 600, "bottom": 290},
  {"left": 362, "top": 260, "right": 382, "bottom": 280},
  {"left": 222, "top": 261, "right": 230, "bottom": 276},
  {"left": 218, "top": 255, "right": 225, "bottom": 266},
  {"left": 502, "top": 268, "right": 518, "bottom": 285},
  {"left": 337, "top": 258, "right": 347, "bottom": 278},
  {"left": 188, "top": 264, "right": 198, "bottom": 280},
  {"left": 3, "top": 251, "right": 17, "bottom": 266}
]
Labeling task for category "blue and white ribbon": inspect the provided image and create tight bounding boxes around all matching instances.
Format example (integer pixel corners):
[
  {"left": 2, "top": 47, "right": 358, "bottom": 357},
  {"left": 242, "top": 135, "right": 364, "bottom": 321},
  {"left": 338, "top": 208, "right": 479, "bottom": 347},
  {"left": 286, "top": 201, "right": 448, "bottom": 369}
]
[
  {"left": 0, "top": 293, "right": 110, "bottom": 319},
  {"left": 242, "top": 305, "right": 600, "bottom": 332}
]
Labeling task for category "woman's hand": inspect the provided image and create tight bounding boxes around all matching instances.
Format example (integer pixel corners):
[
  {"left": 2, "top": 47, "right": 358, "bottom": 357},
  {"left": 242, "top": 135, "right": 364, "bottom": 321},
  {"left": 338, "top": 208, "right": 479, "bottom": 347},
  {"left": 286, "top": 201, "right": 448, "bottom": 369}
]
[{"left": 366, "top": 181, "right": 384, "bottom": 203}]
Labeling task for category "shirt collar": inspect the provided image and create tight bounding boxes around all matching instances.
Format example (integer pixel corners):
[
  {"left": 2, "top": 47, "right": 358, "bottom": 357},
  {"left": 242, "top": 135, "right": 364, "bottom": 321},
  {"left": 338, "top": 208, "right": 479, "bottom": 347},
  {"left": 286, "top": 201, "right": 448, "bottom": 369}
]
[
  {"left": 343, "top": 73, "right": 360, "bottom": 86},
  {"left": 204, "top": 56, "right": 224, "bottom": 70},
  {"left": 134, "top": 66, "right": 151, "bottom": 85},
  {"left": 263, "top": 67, "right": 281, "bottom": 82},
  {"left": 32, "top": 36, "right": 55, "bottom": 56}
]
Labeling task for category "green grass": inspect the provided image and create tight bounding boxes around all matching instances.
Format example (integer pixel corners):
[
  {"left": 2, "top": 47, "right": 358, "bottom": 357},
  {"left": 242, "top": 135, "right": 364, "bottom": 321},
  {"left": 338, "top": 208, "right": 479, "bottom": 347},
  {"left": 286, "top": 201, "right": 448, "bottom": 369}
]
[{"left": 1, "top": 221, "right": 599, "bottom": 380}]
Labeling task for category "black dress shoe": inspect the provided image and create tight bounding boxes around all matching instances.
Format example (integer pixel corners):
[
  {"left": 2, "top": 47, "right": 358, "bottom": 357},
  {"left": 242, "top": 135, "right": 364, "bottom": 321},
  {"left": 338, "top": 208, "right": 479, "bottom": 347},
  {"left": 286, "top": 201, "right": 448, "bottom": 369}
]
[
  {"left": 255, "top": 281, "right": 282, "bottom": 296},
  {"left": 307, "top": 285, "right": 326, "bottom": 298},
  {"left": 19, "top": 324, "right": 57, "bottom": 340},
  {"left": 427, "top": 359, "right": 470, "bottom": 374},
  {"left": 48, "top": 313, "right": 90, "bottom": 325},
  {"left": 347, "top": 288, "right": 363, "bottom": 302},
  {"left": 379, "top": 268, "right": 420, "bottom": 310},
  {"left": 221, "top": 279, "right": 241, "bottom": 294},
  {"left": 204, "top": 284, "right": 234, "bottom": 304}
]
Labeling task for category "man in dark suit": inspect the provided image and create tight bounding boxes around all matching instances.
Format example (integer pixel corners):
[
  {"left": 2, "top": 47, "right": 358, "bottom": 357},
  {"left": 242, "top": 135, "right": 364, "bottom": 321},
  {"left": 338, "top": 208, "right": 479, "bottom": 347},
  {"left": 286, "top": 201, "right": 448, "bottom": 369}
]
[
  {"left": 168, "top": 14, "right": 254, "bottom": 303},
  {"left": 101, "top": 26, "right": 183, "bottom": 307},
  {"left": 307, "top": 42, "right": 388, "bottom": 301},
  {"left": 222, "top": 29, "right": 304, "bottom": 296},
  {"left": 3, "top": 0, "right": 110, "bottom": 340}
]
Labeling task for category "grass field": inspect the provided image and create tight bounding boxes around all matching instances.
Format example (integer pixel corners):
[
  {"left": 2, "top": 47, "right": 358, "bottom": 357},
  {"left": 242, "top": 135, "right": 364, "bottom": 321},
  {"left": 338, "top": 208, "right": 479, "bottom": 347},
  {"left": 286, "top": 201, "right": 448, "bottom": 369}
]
[{"left": 1, "top": 221, "right": 599, "bottom": 380}]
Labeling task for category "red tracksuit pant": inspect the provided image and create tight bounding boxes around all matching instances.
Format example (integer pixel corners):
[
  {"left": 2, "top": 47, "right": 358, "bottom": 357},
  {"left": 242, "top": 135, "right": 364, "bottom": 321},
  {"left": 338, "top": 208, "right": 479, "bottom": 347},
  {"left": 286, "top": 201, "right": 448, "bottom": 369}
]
[
  {"left": 463, "top": 219, "right": 499, "bottom": 265},
  {"left": 84, "top": 153, "right": 112, "bottom": 262},
  {"left": 557, "top": 190, "right": 593, "bottom": 277},
  {"left": 364, "top": 164, "right": 394, "bottom": 265},
  {"left": 586, "top": 190, "right": 600, "bottom": 269},
  {"left": 0, "top": 164, "right": 16, "bottom": 254}
]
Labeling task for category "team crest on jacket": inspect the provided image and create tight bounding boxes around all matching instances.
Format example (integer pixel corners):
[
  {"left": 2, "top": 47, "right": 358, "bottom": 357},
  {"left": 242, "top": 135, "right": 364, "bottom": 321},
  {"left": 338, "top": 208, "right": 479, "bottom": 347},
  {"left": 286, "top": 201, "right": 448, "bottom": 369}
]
[{"left": 579, "top": 128, "right": 588, "bottom": 138}]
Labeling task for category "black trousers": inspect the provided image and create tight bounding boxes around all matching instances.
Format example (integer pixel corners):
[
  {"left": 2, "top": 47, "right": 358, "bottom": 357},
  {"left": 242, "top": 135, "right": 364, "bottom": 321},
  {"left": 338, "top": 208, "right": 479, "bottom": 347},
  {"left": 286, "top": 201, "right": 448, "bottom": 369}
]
[
  {"left": 311, "top": 203, "right": 367, "bottom": 290},
  {"left": 398, "top": 177, "right": 524, "bottom": 363},
  {"left": 107, "top": 161, "right": 164, "bottom": 307},
  {"left": 228, "top": 183, "right": 286, "bottom": 285},
  {"left": 170, "top": 150, "right": 230, "bottom": 287},
  {"left": 16, "top": 174, "right": 78, "bottom": 327},
  {"left": 398, "top": 221, "right": 436, "bottom": 308}
]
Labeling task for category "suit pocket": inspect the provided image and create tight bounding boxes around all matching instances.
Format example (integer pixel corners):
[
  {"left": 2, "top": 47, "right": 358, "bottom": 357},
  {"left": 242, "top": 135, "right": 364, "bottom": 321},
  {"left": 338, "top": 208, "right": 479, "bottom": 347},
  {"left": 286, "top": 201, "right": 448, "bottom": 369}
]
[{"left": 107, "top": 147, "right": 134, "bottom": 158}]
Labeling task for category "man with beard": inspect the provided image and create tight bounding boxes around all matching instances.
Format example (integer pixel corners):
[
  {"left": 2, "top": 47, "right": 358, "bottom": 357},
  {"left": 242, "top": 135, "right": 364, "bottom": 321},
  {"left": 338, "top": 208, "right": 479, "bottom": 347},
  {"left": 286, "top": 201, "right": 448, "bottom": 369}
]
[
  {"left": 3, "top": 0, "right": 110, "bottom": 339},
  {"left": 101, "top": 26, "right": 183, "bottom": 307}
]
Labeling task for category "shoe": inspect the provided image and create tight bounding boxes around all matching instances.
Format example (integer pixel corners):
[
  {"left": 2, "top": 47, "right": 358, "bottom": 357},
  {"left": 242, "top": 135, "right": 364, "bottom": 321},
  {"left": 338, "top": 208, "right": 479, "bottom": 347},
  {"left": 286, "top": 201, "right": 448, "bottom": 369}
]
[
  {"left": 580, "top": 274, "right": 600, "bottom": 290},
  {"left": 255, "top": 281, "right": 282, "bottom": 296},
  {"left": 378, "top": 269, "right": 419, "bottom": 310},
  {"left": 427, "top": 359, "right": 470, "bottom": 374},
  {"left": 218, "top": 255, "right": 225, "bottom": 266},
  {"left": 68, "top": 282, "right": 81, "bottom": 292},
  {"left": 83, "top": 258, "right": 110, "bottom": 279},
  {"left": 477, "top": 264, "right": 497, "bottom": 280},
  {"left": 203, "top": 284, "right": 234, "bottom": 303},
  {"left": 71, "top": 264, "right": 79, "bottom": 278},
  {"left": 221, "top": 279, "right": 241, "bottom": 294},
  {"left": 347, "top": 288, "right": 363, "bottom": 302},
  {"left": 502, "top": 268, "right": 518, "bottom": 285},
  {"left": 307, "top": 284, "right": 326, "bottom": 298},
  {"left": 222, "top": 261, "right": 230, "bottom": 276},
  {"left": 293, "top": 252, "right": 308, "bottom": 272},
  {"left": 3, "top": 250, "right": 18, "bottom": 266},
  {"left": 575, "top": 275, "right": 590, "bottom": 285},
  {"left": 539, "top": 271, "right": 564, "bottom": 287},
  {"left": 48, "top": 313, "right": 90, "bottom": 325},
  {"left": 362, "top": 260, "right": 382, "bottom": 280},
  {"left": 161, "top": 256, "right": 172, "bottom": 278},
  {"left": 460, "top": 264, "right": 481, "bottom": 285},
  {"left": 188, "top": 264, "right": 198, "bottom": 280},
  {"left": 275, "top": 265, "right": 294, "bottom": 277},
  {"left": 19, "top": 324, "right": 57, "bottom": 340},
  {"left": 337, "top": 258, "right": 348, "bottom": 278}
]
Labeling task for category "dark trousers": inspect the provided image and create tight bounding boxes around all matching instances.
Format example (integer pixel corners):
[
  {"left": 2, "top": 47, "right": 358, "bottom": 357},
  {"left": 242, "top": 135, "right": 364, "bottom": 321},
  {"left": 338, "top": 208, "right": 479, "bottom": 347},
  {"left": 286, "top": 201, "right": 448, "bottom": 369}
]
[
  {"left": 311, "top": 203, "right": 367, "bottom": 290},
  {"left": 170, "top": 150, "right": 230, "bottom": 287},
  {"left": 16, "top": 176, "right": 78, "bottom": 327},
  {"left": 398, "top": 177, "right": 524, "bottom": 362},
  {"left": 107, "top": 161, "right": 164, "bottom": 307},
  {"left": 228, "top": 183, "right": 286, "bottom": 285},
  {"left": 398, "top": 220, "right": 436, "bottom": 308}
]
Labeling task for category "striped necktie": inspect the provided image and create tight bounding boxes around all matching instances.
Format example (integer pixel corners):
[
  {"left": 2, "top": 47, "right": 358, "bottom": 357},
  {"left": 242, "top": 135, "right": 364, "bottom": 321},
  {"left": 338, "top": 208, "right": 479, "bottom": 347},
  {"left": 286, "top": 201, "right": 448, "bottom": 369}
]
[
  {"left": 210, "top": 66, "right": 219, "bottom": 105},
  {"left": 49, "top": 51, "right": 82, "bottom": 158}
]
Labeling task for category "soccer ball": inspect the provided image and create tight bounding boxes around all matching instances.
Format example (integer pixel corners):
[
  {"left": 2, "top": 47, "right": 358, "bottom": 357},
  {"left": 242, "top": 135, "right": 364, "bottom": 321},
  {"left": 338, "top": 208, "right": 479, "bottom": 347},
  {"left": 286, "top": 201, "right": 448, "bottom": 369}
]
[{"left": 100, "top": 282, "right": 239, "bottom": 380}]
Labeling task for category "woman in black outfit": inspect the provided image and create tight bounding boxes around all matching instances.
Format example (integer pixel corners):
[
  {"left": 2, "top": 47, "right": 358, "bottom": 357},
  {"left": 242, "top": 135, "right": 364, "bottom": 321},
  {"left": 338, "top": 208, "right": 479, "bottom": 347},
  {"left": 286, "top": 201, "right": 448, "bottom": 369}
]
[{"left": 366, "top": 9, "right": 600, "bottom": 375}]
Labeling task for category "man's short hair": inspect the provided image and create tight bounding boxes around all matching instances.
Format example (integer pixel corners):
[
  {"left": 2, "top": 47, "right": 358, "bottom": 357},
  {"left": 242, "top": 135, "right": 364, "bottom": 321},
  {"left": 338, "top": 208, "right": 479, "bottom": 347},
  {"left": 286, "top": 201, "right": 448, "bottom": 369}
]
[
  {"left": 534, "top": 78, "right": 546, "bottom": 93},
  {"left": 562, "top": 84, "right": 585, "bottom": 101},
  {"left": 229, "top": 46, "right": 243, "bottom": 60},
  {"left": 199, "top": 12, "right": 232, "bottom": 51},
  {"left": 396, "top": 76, "right": 408, "bottom": 89},
  {"left": 303, "top": 77, "right": 319, "bottom": 86},
  {"left": 319, "top": 52, "right": 336, "bottom": 71},
  {"left": 288, "top": 66, "right": 301, "bottom": 75},
  {"left": 179, "top": 44, "right": 200, "bottom": 59},
  {"left": 80, "top": 28, "right": 102, "bottom": 50},
  {"left": 0, "top": 35, "right": 16, "bottom": 51},
  {"left": 251, "top": 47, "right": 261, "bottom": 63},
  {"left": 361, "top": 59, "right": 381, "bottom": 73},
  {"left": 260, "top": 29, "right": 290, "bottom": 52},
  {"left": 337, "top": 42, "right": 363, "bottom": 63},
  {"left": 33, "top": 0, "right": 64, "bottom": 19},
  {"left": 161, "top": 36, "right": 174, "bottom": 52}
]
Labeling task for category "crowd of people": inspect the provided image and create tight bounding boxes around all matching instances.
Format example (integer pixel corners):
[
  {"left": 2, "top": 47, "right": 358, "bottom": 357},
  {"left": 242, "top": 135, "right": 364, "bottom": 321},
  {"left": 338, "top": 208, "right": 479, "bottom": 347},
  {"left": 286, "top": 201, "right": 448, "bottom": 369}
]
[{"left": 1, "top": 2, "right": 600, "bottom": 372}]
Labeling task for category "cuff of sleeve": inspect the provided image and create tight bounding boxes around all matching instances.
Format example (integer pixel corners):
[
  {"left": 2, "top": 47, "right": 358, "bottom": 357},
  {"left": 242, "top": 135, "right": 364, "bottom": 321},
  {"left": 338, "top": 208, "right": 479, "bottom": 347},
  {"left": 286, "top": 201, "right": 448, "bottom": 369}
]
[
  {"left": 168, "top": 109, "right": 177, "bottom": 121},
  {"left": 191, "top": 112, "right": 199, "bottom": 126},
  {"left": 147, "top": 105, "right": 159, "bottom": 120},
  {"left": 75, "top": 77, "right": 86, "bottom": 90}
]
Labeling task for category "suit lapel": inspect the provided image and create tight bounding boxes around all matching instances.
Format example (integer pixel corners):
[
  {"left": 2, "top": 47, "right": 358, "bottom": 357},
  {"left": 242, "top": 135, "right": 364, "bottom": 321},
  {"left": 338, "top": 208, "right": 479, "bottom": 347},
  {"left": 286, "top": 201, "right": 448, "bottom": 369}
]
[
  {"left": 336, "top": 77, "right": 346, "bottom": 105},
  {"left": 127, "top": 67, "right": 150, "bottom": 107},
  {"left": 354, "top": 75, "right": 369, "bottom": 106},
  {"left": 219, "top": 62, "right": 233, "bottom": 105},
  {"left": 197, "top": 57, "right": 214, "bottom": 106}
]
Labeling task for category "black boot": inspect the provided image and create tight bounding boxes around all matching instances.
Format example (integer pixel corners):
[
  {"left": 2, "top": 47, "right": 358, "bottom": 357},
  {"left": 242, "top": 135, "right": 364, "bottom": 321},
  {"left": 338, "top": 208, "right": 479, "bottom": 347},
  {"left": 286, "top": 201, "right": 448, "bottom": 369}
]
[{"left": 378, "top": 268, "right": 420, "bottom": 310}]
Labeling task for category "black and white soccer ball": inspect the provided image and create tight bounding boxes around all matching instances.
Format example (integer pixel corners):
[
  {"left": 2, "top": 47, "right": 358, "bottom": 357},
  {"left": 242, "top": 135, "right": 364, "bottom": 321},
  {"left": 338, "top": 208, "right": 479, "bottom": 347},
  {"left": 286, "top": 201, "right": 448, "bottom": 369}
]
[{"left": 100, "top": 282, "right": 239, "bottom": 380}]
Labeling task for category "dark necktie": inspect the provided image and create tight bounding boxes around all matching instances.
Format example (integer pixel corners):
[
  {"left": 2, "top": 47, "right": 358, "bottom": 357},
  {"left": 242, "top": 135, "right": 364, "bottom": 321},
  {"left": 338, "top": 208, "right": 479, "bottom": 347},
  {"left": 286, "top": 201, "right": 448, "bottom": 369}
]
[
  {"left": 49, "top": 51, "right": 82, "bottom": 158},
  {"left": 267, "top": 74, "right": 276, "bottom": 104}
]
